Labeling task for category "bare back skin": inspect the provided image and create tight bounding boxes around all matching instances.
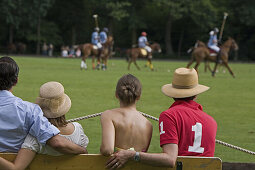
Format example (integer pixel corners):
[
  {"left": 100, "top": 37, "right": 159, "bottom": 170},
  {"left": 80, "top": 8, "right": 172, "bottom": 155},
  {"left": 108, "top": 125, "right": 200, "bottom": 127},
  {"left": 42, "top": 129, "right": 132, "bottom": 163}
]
[{"left": 100, "top": 104, "right": 153, "bottom": 156}]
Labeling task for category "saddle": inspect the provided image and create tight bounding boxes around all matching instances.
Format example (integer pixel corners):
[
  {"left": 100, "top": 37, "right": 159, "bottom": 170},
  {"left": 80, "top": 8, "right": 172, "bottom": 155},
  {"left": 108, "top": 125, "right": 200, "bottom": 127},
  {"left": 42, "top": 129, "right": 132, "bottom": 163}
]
[
  {"left": 140, "top": 48, "right": 147, "bottom": 56},
  {"left": 207, "top": 47, "right": 218, "bottom": 56},
  {"left": 93, "top": 45, "right": 98, "bottom": 50}
]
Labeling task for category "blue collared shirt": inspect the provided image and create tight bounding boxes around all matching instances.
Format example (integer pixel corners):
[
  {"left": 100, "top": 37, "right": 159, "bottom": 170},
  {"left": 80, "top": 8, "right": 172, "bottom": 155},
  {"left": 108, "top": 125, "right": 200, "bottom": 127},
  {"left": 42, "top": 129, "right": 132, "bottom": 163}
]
[
  {"left": 100, "top": 31, "right": 107, "bottom": 44},
  {"left": 0, "top": 90, "right": 60, "bottom": 152},
  {"left": 208, "top": 34, "right": 217, "bottom": 46},
  {"left": 91, "top": 31, "right": 99, "bottom": 45},
  {"left": 138, "top": 36, "right": 148, "bottom": 48}
]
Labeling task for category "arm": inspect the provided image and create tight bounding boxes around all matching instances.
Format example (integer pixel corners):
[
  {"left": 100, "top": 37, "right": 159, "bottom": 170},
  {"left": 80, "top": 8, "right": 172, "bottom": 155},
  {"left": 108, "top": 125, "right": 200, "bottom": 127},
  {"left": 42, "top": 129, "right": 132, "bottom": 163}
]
[
  {"left": 144, "top": 122, "right": 153, "bottom": 152},
  {"left": 47, "top": 135, "right": 88, "bottom": 154},
  {"left": 106, "top": 143, "right": 178, "bottom": 169},
  {"left": 0, "top": 148, "right": 36, "bottom": 170},
  {"left": 100, "top": 111, "right": 115, "bottom": 156}
]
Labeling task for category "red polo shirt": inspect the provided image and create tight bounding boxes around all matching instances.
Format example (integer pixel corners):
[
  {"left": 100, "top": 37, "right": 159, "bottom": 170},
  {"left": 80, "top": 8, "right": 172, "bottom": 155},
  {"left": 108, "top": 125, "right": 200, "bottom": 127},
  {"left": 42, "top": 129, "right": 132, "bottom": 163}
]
[{"left": 159, "top": 100, "right": 217, "bottom": 157}]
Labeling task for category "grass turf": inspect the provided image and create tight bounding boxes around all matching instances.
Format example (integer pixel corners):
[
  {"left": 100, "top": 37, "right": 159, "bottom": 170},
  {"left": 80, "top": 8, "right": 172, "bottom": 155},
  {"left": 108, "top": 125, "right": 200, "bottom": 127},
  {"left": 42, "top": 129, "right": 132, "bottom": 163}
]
[{"left": 7, "top": 56, "right": 255, "bottom": 163}]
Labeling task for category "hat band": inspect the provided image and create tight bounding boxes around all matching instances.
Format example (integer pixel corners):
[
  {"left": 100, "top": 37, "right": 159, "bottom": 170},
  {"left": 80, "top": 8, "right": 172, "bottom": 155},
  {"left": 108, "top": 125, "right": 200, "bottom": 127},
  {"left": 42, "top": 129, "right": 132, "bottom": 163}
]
[
  {"left": 36, "top": 95, "right": 65, "bottom": 114},
  {"left": 172, "top": 84, "right": 197, "bottom": 89}
]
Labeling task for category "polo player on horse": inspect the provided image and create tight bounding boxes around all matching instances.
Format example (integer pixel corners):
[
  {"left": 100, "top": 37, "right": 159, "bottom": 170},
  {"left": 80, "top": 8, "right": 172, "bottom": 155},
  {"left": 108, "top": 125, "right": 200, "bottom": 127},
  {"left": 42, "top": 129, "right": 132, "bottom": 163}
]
[
  {"left": 138, "top": 32, "right": 154, "bottom": 69},
  {"left": 208, "top": 27, "right": 221, "bottom": 63}
]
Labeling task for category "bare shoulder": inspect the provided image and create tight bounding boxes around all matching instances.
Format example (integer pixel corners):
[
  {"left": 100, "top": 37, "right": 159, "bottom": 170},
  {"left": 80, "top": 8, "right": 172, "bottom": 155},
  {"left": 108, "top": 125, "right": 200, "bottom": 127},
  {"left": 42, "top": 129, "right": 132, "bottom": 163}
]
[{"left": 101, "top": 108, "right": 119, "bottom": 119}]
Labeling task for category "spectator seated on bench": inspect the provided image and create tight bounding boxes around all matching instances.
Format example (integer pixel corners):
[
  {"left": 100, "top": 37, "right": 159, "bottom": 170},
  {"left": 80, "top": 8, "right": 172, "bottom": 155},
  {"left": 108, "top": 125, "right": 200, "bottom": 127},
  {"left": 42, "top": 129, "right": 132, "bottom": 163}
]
[{"left": 0, "top": 81, "right": 88, "bottom": 170}]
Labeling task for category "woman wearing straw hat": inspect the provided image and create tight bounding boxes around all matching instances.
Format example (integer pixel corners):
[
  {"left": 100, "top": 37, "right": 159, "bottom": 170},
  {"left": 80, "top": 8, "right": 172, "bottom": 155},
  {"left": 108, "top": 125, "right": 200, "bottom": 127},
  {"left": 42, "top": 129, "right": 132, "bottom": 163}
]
[
  {"left": 106, "top": 68, "right": 217, "bottom": 169},
  {"left": 0, "top": 81, "right": 89, "bottom": 169}
]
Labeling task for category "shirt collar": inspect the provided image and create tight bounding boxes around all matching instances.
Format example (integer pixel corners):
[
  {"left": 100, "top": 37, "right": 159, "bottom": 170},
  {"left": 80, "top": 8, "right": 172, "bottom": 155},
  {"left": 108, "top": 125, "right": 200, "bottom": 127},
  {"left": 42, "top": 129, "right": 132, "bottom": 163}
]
[
  {"left": 0, "top": 90, "right": 14, "bottom": 97},
  {"left": 170, "top": 100, "right": 203, "bottom": 111}
]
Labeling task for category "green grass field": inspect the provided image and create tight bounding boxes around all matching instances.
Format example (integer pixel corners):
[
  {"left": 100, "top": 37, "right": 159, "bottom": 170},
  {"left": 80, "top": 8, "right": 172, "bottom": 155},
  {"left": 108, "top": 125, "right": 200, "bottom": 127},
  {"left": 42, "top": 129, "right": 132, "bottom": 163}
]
[{"left": 6, "top": 56, "right": 255, "bottom": 163}]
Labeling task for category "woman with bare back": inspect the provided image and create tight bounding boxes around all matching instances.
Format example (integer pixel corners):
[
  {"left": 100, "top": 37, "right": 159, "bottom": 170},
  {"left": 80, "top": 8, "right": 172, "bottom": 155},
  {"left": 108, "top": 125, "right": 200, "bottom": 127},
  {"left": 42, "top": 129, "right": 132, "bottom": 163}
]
[{"left": 100, "top": 74, "right": 153, "bottom": 157}]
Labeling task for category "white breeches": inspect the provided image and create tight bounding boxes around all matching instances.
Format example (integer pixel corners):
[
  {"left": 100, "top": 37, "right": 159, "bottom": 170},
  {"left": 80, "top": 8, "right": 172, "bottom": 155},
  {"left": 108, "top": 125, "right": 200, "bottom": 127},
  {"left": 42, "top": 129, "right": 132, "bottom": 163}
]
[
  {"left": 145, "top": 46, "right": 152, "bottom": 53},
  {"left": 208, "top": 45, "right": 220, "bottom": 53},
  {"left": 97, "top": 43, "right": 102, "bottom": 49}
]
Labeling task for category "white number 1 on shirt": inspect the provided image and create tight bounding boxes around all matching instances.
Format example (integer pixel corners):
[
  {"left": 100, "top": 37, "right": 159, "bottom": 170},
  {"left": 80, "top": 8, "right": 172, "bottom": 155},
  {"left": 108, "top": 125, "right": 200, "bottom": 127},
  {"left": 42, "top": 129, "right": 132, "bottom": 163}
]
[
  {"left": 188, "top": 122, "right": 204, "bottom": 153},
  {"left": 159, "top": 121, "right": 165, "bottom": 135}
]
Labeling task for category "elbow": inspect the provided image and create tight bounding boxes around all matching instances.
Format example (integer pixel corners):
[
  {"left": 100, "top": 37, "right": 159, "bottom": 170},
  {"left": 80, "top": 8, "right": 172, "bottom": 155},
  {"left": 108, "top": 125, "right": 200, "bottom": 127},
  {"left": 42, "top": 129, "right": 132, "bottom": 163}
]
[
  {"left": 47, "top": 136, "right": 66, "bottom": 149},
  {"left": 168, "top": 159, "right": 176, "bottom": 168},
  {"left": 165, "top": 156, "right": 176, "bottom": 168},
  {"left": 100, "top": 146, "right": 113, "bottom": 156}
]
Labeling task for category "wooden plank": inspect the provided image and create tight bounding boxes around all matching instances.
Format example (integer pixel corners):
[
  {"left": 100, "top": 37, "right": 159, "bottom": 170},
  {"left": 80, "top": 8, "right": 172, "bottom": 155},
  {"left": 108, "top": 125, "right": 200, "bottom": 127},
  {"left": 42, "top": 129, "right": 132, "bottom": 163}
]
[{"left": 0, "top": 153, "right": 222, "bottom": 170}]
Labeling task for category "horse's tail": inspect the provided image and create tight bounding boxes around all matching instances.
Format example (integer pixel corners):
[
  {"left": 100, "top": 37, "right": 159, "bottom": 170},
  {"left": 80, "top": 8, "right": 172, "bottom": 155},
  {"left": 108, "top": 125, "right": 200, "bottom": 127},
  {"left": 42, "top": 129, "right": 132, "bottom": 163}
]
[{"left": 187, "top": 47, "right": 194, "bottom": 54}]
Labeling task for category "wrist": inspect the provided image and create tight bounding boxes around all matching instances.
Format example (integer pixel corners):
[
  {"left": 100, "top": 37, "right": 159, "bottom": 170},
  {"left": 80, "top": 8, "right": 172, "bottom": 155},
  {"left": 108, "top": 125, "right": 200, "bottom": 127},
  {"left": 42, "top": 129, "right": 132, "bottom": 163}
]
[
  {"left": 133, "top": 151, "right": 140, "bottom": 162},
  {"left": 128, "top": 150, "right": 136, "bottom": 161}
]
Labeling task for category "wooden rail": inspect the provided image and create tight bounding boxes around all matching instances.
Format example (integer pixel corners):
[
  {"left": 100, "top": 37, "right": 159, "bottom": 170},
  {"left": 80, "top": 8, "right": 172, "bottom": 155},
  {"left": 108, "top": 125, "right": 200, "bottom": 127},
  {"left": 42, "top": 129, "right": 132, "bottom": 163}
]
[{"left": 0, "top": 153, "right": 222, "bottom": 170}]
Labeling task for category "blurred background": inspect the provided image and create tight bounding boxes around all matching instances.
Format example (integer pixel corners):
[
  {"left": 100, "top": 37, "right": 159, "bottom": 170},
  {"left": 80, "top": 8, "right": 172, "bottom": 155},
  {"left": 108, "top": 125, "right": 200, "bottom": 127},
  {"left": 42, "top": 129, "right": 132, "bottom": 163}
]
[{"left": 0, "top": 0, "right": 254, "bottom": 60}]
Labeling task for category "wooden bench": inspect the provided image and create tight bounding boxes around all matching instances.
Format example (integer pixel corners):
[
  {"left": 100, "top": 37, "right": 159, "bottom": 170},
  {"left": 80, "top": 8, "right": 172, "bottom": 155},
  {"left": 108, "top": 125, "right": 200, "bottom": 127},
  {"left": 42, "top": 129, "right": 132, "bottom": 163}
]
[{"left": 0, "top": 153, "right": 222, "bottom": 170}]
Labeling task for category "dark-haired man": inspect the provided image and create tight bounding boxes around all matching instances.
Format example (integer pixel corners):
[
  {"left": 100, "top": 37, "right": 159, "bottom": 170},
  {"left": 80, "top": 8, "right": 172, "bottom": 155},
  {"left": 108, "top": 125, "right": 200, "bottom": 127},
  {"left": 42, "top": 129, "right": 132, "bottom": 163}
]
[
  {"left": 0, "top": 56, "right": 87, "bottom": 154},
  {"left": 106, "top": 68, "right": 217, "bottom": 169}
]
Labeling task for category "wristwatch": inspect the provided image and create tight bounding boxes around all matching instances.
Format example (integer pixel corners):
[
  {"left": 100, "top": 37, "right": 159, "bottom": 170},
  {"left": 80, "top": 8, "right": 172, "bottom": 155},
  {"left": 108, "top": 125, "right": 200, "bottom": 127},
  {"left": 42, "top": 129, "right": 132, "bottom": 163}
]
[{"left": 134, "top": 152, "right": 140, "bottom": 162}]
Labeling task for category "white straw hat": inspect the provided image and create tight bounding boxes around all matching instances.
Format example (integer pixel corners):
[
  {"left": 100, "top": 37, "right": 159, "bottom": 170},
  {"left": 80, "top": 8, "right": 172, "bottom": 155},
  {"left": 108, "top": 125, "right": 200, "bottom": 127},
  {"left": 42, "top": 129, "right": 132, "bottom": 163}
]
[
  {"left": 35, "top": 81, "right": 71, "bottom": 118},
  {"left": 161, "top": 68, "right": 209, "bottom": 98}
]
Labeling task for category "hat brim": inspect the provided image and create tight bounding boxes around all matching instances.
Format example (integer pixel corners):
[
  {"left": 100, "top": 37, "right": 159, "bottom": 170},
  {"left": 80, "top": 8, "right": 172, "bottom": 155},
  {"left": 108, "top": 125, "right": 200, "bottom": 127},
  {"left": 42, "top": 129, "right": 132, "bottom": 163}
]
[
  {"left": 43, "top": 94, "right": 71, "bottom": 118},
  {"left": 161, "top": 84, "right": 209, "bottom": 98}
]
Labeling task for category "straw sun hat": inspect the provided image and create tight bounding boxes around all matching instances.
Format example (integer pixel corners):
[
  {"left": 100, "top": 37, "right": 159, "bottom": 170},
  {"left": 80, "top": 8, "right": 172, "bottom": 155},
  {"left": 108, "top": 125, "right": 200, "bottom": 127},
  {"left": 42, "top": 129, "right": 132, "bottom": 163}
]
[
  {"left": 161, "top": 68, "right": 209, "bottom": 98},
  {"left": 35, "top": 81, "right": 71, "bottom": 118}
]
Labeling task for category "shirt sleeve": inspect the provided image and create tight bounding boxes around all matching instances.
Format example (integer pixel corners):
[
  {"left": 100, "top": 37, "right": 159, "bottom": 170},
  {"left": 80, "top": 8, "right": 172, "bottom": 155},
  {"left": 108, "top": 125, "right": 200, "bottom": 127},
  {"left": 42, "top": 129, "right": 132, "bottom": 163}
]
[
  {"left": 21, "top": 134, "right": 40, "bottom": 152},
  {"left": 159, "top": 111, "right": 178, "bottom": 147},
  {"left": 75, "top": 122, "right": 89, "bottom": 148},
  {"left": 28, "top": 105, "right": 59, "bottom": 145}
]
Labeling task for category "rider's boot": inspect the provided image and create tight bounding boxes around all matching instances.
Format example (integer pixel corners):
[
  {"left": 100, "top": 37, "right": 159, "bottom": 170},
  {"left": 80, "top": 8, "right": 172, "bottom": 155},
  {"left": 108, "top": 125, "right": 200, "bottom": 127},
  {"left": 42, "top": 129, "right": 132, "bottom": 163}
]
[
  {"left": 150, "top": 63, "right": 154, "bottom": 71},
  {"left": 145, "top": 61, "right": 150, "bottom": 67}
]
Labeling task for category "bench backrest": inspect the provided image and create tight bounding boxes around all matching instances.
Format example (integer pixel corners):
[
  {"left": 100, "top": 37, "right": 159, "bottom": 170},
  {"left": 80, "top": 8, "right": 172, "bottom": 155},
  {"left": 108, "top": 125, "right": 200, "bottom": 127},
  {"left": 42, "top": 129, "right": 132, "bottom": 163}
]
[{"left": 0, "top": 153, "right": 222, "bottom": 170}]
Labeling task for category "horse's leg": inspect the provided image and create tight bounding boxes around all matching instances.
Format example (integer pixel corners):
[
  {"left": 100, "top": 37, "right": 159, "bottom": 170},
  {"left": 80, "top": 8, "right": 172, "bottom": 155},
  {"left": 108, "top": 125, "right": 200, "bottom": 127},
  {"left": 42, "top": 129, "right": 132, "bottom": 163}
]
[
  {"left": 194, "top": 61, "right": 201, "bottom": 76},
  {"left": 222, "top": 61, "right": 235, "bottom": 78},
  {"left": 186, "top": 58, "right": 194, "bottom": 68},
  {"left": 134, "top": 59, "right": 140, "bottom": 70},
  {"left": 128, "top": 59, "right": 132, "bottom": 70},
  {"left": 92, "top": 55, "right": 96, "bottom": 70},
  {"left": 81, "top": 56, "right": 87, "bottom": 70},
  {"left": 96, "top": 55, "right": 101, "bottom": 70},
  {"left": 212, "top": 61, "right": 219, "bottom": 77},
  {"left": 204, "top": 60, "right": 208, "bottom": 72}
]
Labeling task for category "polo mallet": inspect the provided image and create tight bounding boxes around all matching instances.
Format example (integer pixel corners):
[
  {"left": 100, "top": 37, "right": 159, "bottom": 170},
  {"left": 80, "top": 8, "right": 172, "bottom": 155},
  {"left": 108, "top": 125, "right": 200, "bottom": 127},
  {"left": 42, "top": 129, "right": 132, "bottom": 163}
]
[
  {"left": 219, "top": 12, "right": 228, "bottom": 42},
  {"left": 93, "top": 14, "right": 99, "bottom": 28}
]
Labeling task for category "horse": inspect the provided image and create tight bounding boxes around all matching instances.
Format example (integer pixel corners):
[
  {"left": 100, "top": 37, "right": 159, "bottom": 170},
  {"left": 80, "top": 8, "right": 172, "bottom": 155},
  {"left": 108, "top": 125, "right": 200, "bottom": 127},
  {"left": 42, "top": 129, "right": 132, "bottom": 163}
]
[
  {"left": 187, "top": 40, "right": 217, "bottom": 73},
  {"left": 186, "top": 37, "right": 238, "bottom": 77},
  {"left": 79, "top": 36, "right": 113, "bottom": 70},
  {"left": 127, "top": 43, "right": 161, "bottom": 71}
]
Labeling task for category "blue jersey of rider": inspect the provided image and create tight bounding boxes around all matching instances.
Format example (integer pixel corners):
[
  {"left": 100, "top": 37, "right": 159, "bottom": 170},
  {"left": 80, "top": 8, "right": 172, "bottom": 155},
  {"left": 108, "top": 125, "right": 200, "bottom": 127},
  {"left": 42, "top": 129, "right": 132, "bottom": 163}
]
[
  {"left": 138, "top": 36, "right": 147, "bottom": 48},
  {"left": 100, "top": 31, "right": 107, "bottom": 44},
  {"left": 208, "top": 34, "right": 217, "bottom": 46},
  {"left": 91, "top": 31, "right": 99, "bottom": 45}
]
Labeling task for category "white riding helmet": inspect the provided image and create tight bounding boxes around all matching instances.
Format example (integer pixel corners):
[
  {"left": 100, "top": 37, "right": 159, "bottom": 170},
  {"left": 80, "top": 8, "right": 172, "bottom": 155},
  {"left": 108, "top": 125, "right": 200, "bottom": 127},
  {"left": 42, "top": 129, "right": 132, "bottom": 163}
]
[
  {"left": 214, "top": 27, "right": 219, "bottom": 33},
  {"left": 209, "top": 31, "right": 214, "bottom": 35}
]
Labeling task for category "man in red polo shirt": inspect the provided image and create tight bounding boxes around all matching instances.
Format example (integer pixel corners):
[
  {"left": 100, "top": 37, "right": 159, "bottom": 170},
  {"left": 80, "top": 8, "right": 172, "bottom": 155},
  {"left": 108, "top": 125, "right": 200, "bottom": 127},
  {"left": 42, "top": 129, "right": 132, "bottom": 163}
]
[{"left": 105, "top": 68, "right": 217, "bottom": 169}]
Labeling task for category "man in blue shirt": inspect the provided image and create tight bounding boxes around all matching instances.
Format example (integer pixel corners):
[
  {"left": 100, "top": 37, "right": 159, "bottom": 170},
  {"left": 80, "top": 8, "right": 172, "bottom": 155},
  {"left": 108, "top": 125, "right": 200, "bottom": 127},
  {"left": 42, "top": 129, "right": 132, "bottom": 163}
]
[
  {"left": 0, "top": 56, "right": 86, "bottom": 154},
  {"left": 91, "top": 27, "right": 102, "bottom": 49},
  {"left": 138, "top": 32, "right": 152, "bottom": 59},
  {"left": 207, "top": 27, "right": 220, "bottom": 53},
  {"left": 100, "top": 27, "right": 108, "bottom": 45}
]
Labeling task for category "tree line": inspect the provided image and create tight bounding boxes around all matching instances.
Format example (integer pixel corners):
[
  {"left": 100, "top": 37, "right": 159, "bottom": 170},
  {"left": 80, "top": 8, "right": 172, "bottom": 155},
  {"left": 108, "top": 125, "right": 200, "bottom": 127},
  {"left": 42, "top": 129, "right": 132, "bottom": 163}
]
[{"left": 0, "top": 0, "right": 254, "bottom": 60}]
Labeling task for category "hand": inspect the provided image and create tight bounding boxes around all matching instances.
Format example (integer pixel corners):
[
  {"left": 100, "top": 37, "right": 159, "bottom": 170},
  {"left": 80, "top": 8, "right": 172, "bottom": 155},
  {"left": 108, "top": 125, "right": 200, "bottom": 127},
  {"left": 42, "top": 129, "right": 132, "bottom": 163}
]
[{"left": 105, "top": 150, "right": 135, "bottom": 169}]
